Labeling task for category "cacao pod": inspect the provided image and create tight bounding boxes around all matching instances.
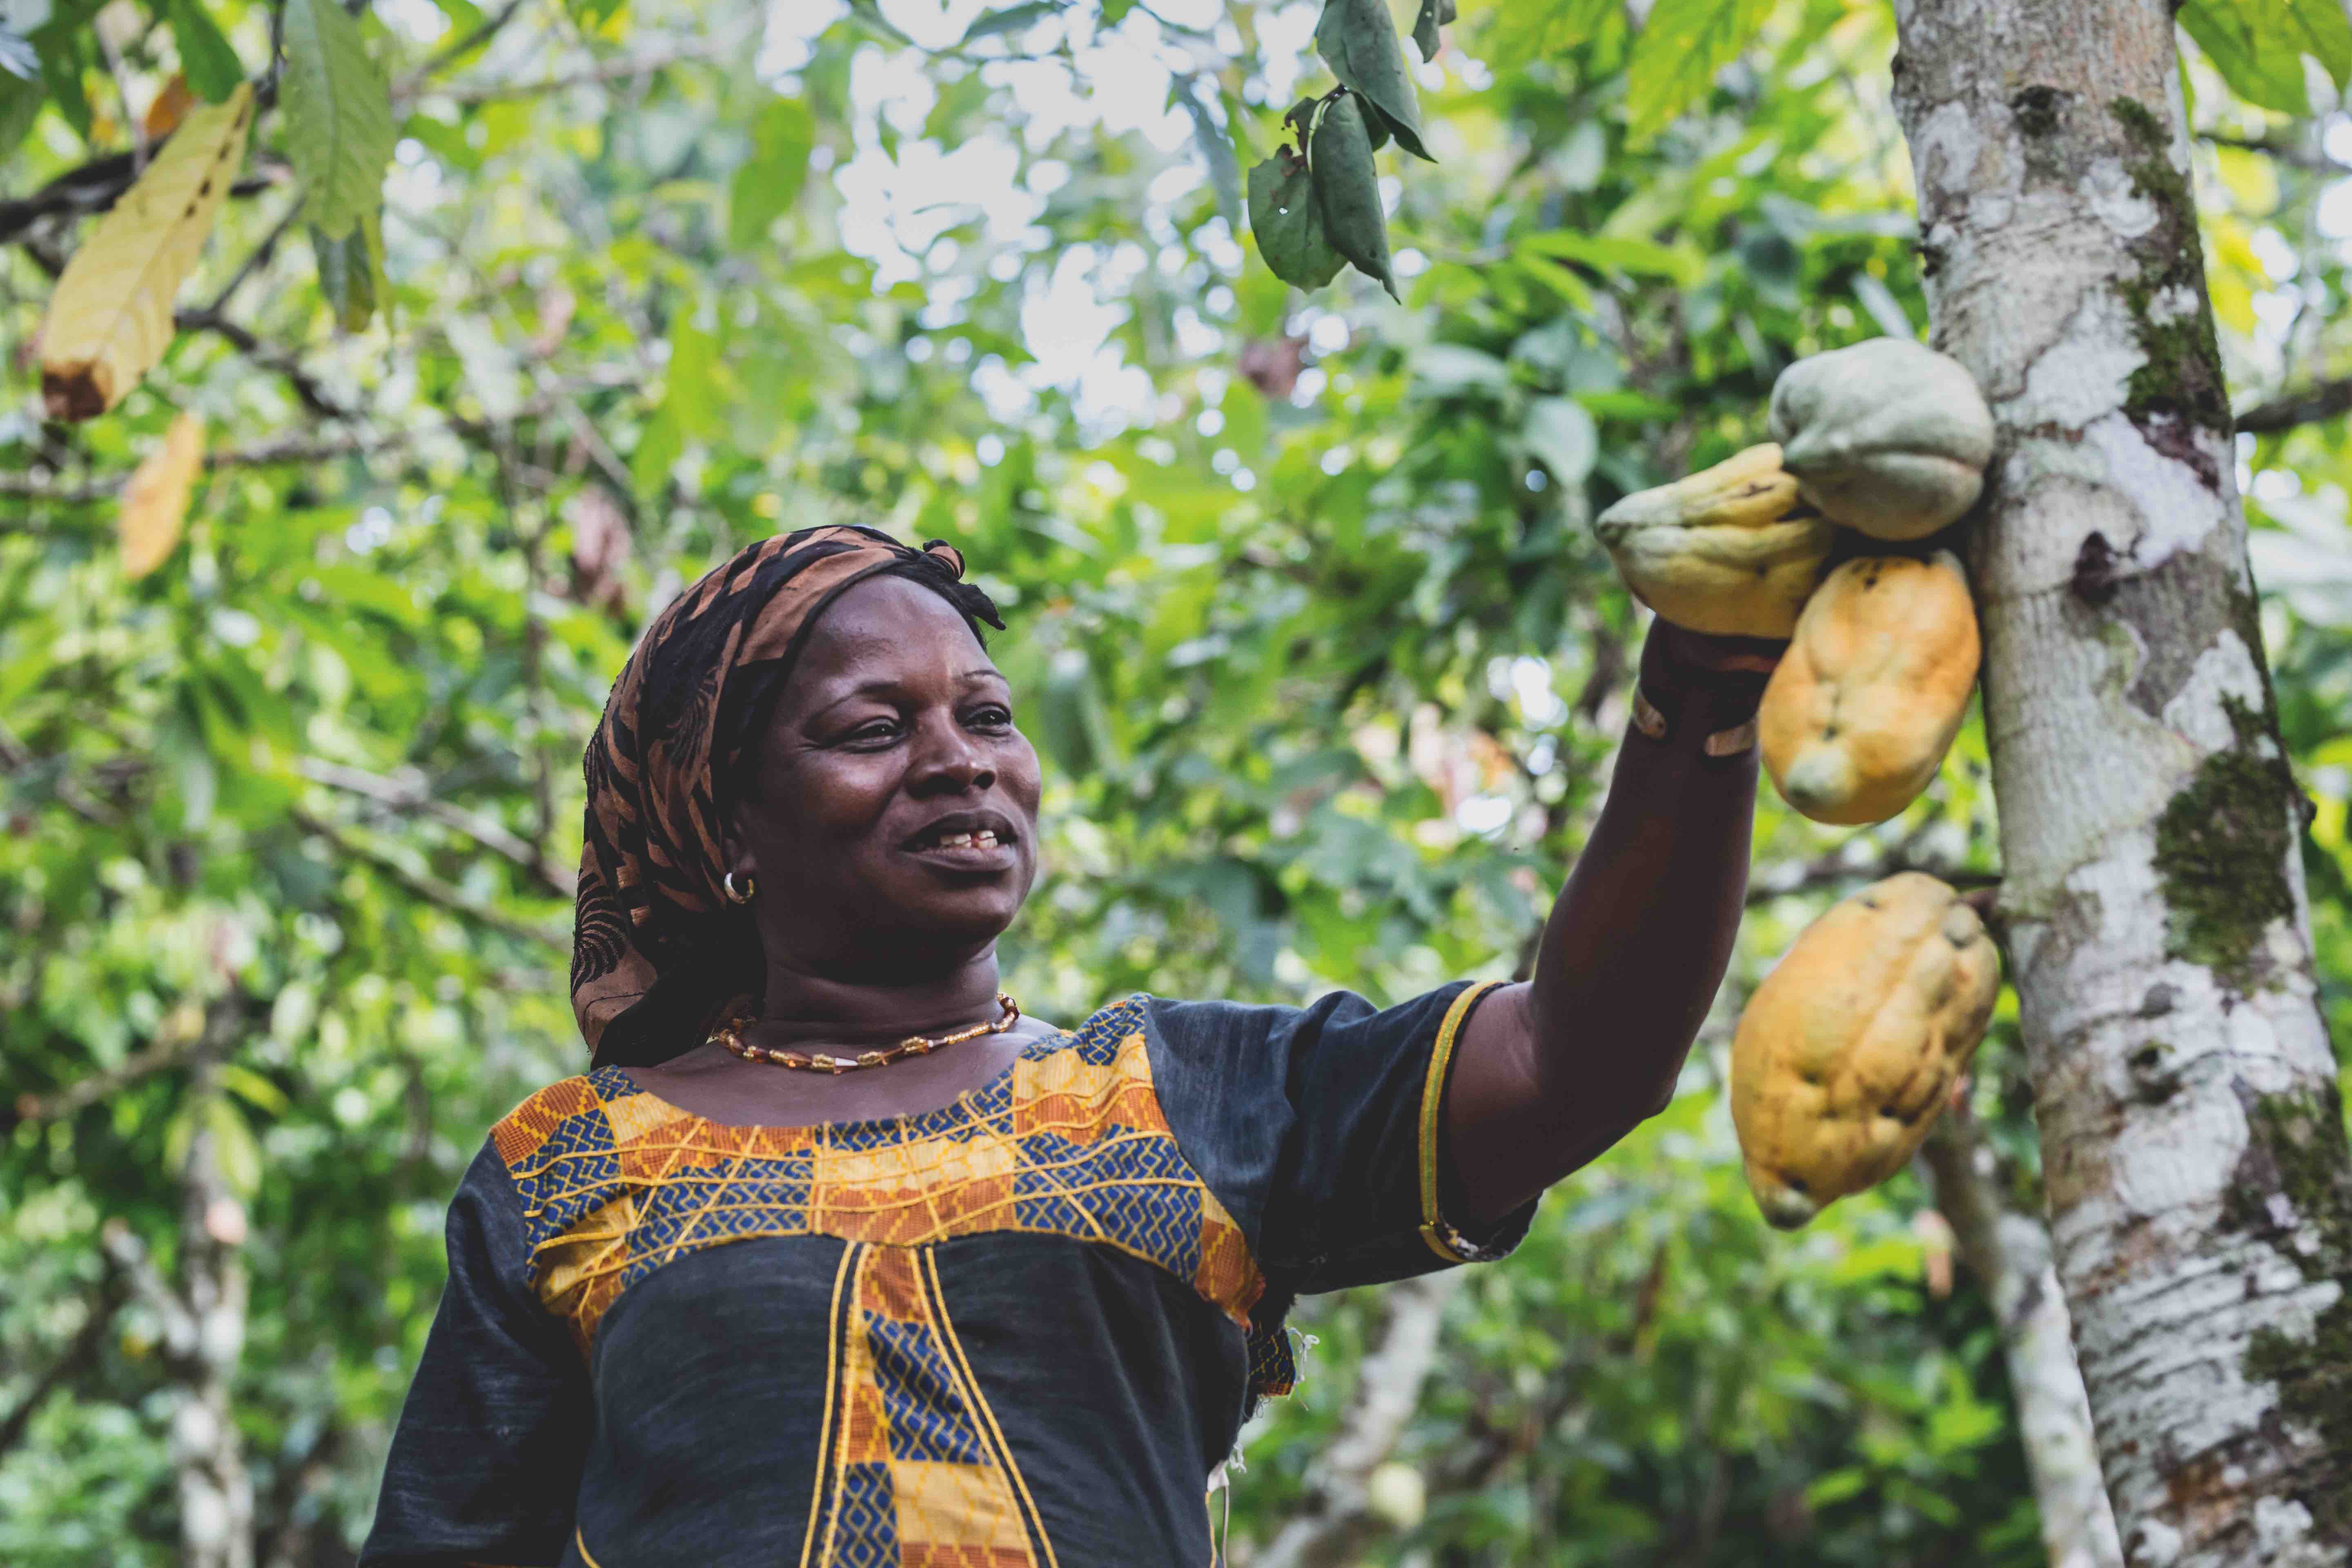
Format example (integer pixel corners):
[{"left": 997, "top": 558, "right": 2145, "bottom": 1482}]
[
  {"left": 1732, "top": 873, "right": 2000, "bottom": 1229},
  {"left": 1768, "top": 339, "right": 1994, "bottom": 540},
  {"left": 1592, "top": 443, "right": 1834, "bottom": 638},
  {"left": 1759, "top": 550, "right": 1980, "bottom": 826}
]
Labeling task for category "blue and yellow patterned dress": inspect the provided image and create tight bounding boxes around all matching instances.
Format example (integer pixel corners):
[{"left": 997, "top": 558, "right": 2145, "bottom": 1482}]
[{"left": 361, "top": 984, "right": 1530, "bottom": 1567}]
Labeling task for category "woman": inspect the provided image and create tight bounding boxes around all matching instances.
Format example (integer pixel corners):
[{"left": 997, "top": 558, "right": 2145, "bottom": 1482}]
[{"left": 361, "top": 524, "right": 1777, "bottom": 1567}]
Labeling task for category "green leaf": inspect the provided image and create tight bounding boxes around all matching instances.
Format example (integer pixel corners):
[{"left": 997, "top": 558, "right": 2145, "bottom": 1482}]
[
  {"left": 34, "top": 22, "right": 89, "bottom": 140},
  {"left": 0, "top": 65, "right": 39, "bottom": 158},
  {"left": 220, "top": 1062, "right": 290, "bottom": 1117},
  {"left": 1310, "top": 92, "right": 1396, "bottom": 300},
  {"left": 1521, "top": 230, "right": 1704, "bottom": 287},
  {"left": 203, "top": 1095, "right": 264, "bottom": 1198},
  {"left": 1624, "top": 0, "right": 1774, "bottom": 145},
  {"left": 1247, "top": 148, "right": 1343, "bottom": 290},
  {"left": 729, "top": 96, "right": 816, "bottom": 252},
  {"left": 1411, "top": 0, "right": 1454, "bottom": 62},
  {"left": 311, "top": 219, "right": 379, "bottom": 332},
  {"left": 959, "top": 0, "right": 1058, "bottom": 45},
  {"left": 1314, "top": 0, "right": 1431, "bottom": 162},
  {"left": 1523, "top": 396, "right": 1597, "bottom": 483},
  {"left": 2179, "top": 0, "right": 2352, "bottom": 112},
  {"left": 631, "top": 404, "right": 682, "bottom": 501},
  {"left": 280, "top": 0, "right": 396, "bottom": 240},
  {"left": 565, "top": 0, "right": 628, "bottom": 27},
  {"left": 170, "top": 0, "right": 244, "bottom": 103}
]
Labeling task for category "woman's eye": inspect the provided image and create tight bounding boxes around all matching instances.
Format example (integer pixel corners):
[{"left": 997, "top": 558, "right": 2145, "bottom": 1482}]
[
  {"left": 846, "top": 719, "right": 902, "bottom": 744},
  {"left": 968, "top": 706, "right": 1013, "bottom": 730}
]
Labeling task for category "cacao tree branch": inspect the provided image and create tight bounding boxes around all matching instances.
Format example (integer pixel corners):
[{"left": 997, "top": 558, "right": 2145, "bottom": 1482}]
[
  {"left": 397, "top": 0, "right": 536, "bottom": 90},
  {"left": 1918, "top": 1119, "right": 2124, "bottom": 1568},
  {"left": 1250, "top": 1271, "right": 1465, "bottom": 1568},
  {"left": 296, "top": 756, "right": 574, "bottom": 896},
  {"left": 292, "top": 808, "right": 568, "bottom": 950},
  {"left": 0, "top": 1261, "right": 125, "bottom": 1463},
  {"left": 173, "top": 308, "right": 359, "bottom": 421},
  {"left": 4, "top": 1035, "right": 198, "bottom": 1136},
  {"left": 2234, "top": 377, "right": 2352, "bottom": 437}
]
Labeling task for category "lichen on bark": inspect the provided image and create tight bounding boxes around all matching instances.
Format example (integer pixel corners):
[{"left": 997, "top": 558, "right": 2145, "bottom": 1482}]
[
  {"left": 2235, "top": 1082, "right": 2352, "bottom": 1545},
  {"left": 2107, "top": 97, "right": 2231, "bottom": 433},
  {"left": 2153, "top": 696, "right": 2297, "bottom": 991}
]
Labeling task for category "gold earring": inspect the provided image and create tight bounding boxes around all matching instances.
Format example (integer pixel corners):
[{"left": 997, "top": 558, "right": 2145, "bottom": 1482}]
[{"left": 723, "top": 871, "right": 757, "bottom": 905}]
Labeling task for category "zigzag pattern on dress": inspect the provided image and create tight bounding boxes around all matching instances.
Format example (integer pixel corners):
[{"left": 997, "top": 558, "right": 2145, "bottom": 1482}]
[{"left": 492, "top": 997, "right": 1267, "bottom": 1364}]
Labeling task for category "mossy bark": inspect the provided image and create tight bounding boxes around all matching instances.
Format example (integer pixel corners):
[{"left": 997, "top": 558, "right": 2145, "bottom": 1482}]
[{"left": 1889, "top": 2, "right": 2352, "bottom": 1564}]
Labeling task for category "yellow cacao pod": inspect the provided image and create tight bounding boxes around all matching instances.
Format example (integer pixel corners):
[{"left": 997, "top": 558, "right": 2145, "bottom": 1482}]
[
  {"left": 1592, "top": 443, "right": 1834, "bottom": 638},
  {"left": 1768, "top": 339, "right": 1994, "bottom": 540},
  {"left": 1732, "top": 873, "right": 2000, "bottom": 1229},
  {"left": 1759, "top": 550, "right": 1980, "bottom": 826}
]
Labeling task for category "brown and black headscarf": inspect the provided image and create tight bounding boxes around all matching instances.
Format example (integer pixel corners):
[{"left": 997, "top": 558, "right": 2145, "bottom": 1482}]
[{"left": 570, "top": 524, "right": 1002, "bottom": 1067}]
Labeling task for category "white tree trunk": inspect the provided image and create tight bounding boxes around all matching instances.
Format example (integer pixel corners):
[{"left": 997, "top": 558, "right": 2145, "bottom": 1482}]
[
  {"left": 174, "top": 1026, "right": 254, "bottom": 1568},
  {"left": 1888, "top": 5, "right": 2352, "bottom": 1564},
  {"left": 1922, "top": 1122, "right": 2125, "bottom": 1568},
  {"left": 1249, "top": 1271, "right": 1462, "bottom": 1568},
  {"left": 103, "top": 1001, "right": 256, "bottom": 1568}
]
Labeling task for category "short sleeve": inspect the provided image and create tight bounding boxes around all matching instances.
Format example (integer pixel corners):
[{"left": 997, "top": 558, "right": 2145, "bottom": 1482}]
[
  {"left": 1141, "top": 980, "right": 1537, "bottom": 1300},
  {"left": 360, "top": 1141, "right": 592, "bottom": 1568}
]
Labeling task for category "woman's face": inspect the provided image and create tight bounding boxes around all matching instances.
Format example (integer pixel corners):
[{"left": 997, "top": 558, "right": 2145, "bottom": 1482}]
[{"left": 731, "top": 572, "right": 1042, "bottom": 976}]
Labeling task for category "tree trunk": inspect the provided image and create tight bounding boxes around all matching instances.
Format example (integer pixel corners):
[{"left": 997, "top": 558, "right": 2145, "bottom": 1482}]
[
  {"left": 1921, "top": 1120, "right": 2124, "bottom": 1568},
  {"left": 1249, "top": 1271, "right": 1462, "bottom": 1568},
  {"left": 1887, "top": 5, "right": 2352, "bottom": 1564},
  {"left": 102, "top": 999, "right": 258, "bottom": 1568}
]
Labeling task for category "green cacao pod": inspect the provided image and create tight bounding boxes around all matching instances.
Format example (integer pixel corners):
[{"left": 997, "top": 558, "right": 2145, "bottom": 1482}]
[{"left": 1768, "top": 339, "right": 1995, "bottom": 541}]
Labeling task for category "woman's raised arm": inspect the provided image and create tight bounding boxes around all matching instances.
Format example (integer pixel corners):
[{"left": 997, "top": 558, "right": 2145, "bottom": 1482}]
[{"left": 1443, "top": 621, "right": 1781, "bottom": 1225}]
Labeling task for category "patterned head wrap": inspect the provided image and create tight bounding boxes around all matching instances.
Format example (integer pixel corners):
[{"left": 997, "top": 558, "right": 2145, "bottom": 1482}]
[{"left": 570, "top": 524, "right": 1003, "bottom": 1067}]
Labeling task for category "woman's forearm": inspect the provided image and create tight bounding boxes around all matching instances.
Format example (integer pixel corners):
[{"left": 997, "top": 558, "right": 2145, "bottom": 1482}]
[{"left": 1446, "top": 629, "right": 1769, "bottom": 1224}]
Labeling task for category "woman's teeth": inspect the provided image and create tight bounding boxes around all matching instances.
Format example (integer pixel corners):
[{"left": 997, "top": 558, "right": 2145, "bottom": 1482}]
[{"left": 933, "top": 831, "right": 999, "bottom": 850}]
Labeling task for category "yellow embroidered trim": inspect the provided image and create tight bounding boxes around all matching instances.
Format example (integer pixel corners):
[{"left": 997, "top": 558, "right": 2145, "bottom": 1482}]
[
  {"left": 572, "top": 1528, "right": 603, "bottom": 1568},
  {"left": 1417, "top": 980, "right": 1506, "bottom": 1264},
  {"left": 798, "top": 1243, "right": 858, "bottom": 1568},
  {"left": 497, "top": 1004, "right": 1266, "bottom": 1354},
  {"left": 924, "top": 1247, "right": 1062, "bottom": 1568}
]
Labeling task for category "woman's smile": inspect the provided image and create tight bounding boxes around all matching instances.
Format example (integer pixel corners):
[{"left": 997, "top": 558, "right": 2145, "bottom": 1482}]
[{"left": 901, "top": 808, "right": 1018, "bottom": 871}]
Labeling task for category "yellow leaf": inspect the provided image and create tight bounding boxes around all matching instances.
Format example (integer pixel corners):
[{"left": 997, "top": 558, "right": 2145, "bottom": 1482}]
[
  {"left": 39, "top": 82, "right": 254, "bottom": 421},
  {"left": 119, "top": 413, "right": 204, "bottom": 578},
  {"left": 143, "top": 75, "right": 196, "bottom": 141}
]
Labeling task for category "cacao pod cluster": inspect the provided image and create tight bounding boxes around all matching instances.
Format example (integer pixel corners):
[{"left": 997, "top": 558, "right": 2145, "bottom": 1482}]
[{"left": 1592, "top": 339, "right": 2004, "bottom": 1227}]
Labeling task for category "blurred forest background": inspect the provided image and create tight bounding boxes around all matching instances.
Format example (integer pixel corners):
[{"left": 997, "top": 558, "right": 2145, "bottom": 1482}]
[{"left": 2, "top": 0, "right": 2348, "bottom": 1564}]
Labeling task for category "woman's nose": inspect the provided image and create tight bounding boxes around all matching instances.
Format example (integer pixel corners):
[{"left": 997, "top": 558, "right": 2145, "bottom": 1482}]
[{"left": 909, "top": 720, "right": 995, "bottom": 794}]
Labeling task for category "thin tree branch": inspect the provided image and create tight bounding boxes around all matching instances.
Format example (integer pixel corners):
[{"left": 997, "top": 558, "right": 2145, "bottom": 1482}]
[
  {"left": 173, "top": 308, "right": 359, "bottom": 421},
  {"left": 293, "top": 808, "right": 566, "bottom": 949},
  {"left": 1744, "top": 851, "right": 1999, "bottom": 905},
  {"left": 201, "top": 193, "right": 308, "bottom": 321},
  {"left": 2235, "top": 377, "right": 2352, "bottom": 436},
  {"left": 296, "top": 757, "right": 573, "bottom": 896},
  {"left": 397, "top": 0, "right": 535, "bottom": 92},
  {"left": 2198, "top": 131, "right": 2343, "bottom": 173},
  {"left": 97, "top": 1219, "right": 197, "bottom": 1359},
  {"left": 416, "top": 27, "right": 758, "bottom": 105},
  {"left": 0, "top": 719, "right": 125, "bottom": 826},
  {"left": 5, "top": 1036, "right": 198, "bottom": 1135},
  {"left": 0, "top": 1261, "right": 125, "bottom": 1463}
]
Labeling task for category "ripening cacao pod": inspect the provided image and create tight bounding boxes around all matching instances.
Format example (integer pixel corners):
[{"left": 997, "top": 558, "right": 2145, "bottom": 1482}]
[
  {"left": 1732, "top": 873, "right": 2000, "bottom": 1229},
  {"left": 1768, "top": 339, "right": 1995, "bottom": 540},
  {"left": 1592, "top": 443, "right": 1834, "bottom": 638},
  {"left": 1759, "top": 550, "right": 1980, "bottom": 826}
]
